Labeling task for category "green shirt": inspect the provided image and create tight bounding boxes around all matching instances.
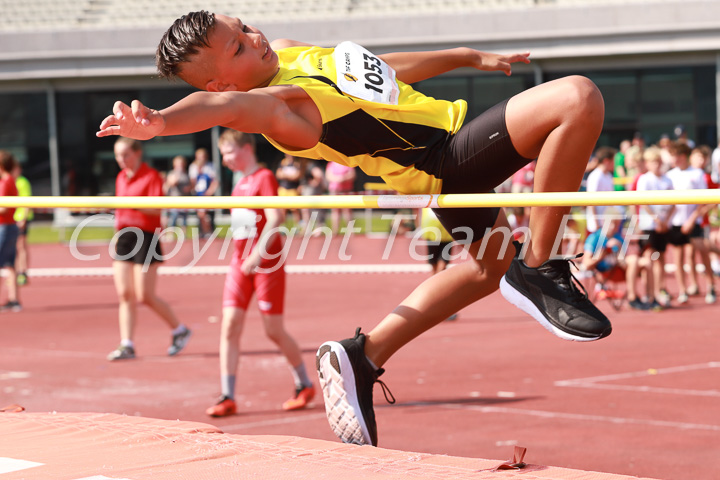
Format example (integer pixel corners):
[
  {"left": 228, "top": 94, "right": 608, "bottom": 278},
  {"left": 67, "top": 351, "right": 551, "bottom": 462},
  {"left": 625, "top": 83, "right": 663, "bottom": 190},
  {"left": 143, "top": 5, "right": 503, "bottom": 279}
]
[{"left": 14, "top": 175, "right": 33, "bottom": 222}]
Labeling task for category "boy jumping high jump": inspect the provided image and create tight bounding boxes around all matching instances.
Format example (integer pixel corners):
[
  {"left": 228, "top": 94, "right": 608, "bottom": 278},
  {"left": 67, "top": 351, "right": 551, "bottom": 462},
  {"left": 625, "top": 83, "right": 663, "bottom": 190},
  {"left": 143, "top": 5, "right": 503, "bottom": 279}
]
[{"left": 97, "top": 11, "right": 611, "bottom": 447}]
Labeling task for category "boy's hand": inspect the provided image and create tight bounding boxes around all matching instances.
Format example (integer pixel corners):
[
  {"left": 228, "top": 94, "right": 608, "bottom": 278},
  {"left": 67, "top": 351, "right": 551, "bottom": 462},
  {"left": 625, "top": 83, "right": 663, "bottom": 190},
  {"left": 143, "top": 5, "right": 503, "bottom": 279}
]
[
  {"left": 472, "top": 51, "right": 531, "bottom": 76},
  {"left": 681, "top": 218, "right": 695, "bottom": 235},
  {"left": 241, "top": 252, "right": 262, "bottom": 276},
  {"left": 96, "top": 100, "right": 166, "bottom": 140}
]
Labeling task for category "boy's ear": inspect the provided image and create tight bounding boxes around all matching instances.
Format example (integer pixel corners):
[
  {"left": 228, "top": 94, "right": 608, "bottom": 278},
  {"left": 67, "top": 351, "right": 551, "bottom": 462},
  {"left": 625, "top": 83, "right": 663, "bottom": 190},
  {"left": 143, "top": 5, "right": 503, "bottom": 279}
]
[{"left": 206, "top": 80, "right": 238, "bottom": 92}]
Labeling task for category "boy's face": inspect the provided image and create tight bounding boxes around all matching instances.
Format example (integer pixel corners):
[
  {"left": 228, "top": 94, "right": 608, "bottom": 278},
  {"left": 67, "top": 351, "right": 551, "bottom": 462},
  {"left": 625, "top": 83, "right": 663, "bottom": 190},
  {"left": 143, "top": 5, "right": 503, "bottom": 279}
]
[
  {"left": 220, "top": 140, "right": 253, "bottom": 172},
  {"left": 673, "top": 152, "right": 688, "bottom": 169},
  {"left": 114, "top": 142, "right": 141, "bottom": 173},
  {"left": 647, "top": 158, "right": 661, "bottom": 175},
  {"left": 601, "top": 157, "right": 614, "bottom": 171},
  {"left": 689, "top": 151, "right": 706, "bottom": 169},
  {"left": 194, "top": 14, "right": 279, "bottom": 92}
]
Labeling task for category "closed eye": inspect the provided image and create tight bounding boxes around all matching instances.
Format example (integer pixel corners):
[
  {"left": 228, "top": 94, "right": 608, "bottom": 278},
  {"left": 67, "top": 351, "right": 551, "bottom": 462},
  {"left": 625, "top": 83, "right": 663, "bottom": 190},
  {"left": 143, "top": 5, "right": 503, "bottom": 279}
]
[{"left": 235, "top": 24, "right": 249, "bottom": 55}]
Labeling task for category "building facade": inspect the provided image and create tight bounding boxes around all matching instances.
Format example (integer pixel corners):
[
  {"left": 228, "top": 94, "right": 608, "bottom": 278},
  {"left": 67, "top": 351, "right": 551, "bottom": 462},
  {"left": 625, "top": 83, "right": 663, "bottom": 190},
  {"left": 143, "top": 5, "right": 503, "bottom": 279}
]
[{"left": 1, "top": 0, "right": 719, "bottom": 197}]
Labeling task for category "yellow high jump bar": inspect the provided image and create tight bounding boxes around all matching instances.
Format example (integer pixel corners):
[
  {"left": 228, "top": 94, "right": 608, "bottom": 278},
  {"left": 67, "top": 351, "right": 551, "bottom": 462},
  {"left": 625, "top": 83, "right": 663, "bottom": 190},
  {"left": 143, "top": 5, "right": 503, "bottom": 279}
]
[{"left": 0, "top": 190, "right": 719, "bottom": 209}]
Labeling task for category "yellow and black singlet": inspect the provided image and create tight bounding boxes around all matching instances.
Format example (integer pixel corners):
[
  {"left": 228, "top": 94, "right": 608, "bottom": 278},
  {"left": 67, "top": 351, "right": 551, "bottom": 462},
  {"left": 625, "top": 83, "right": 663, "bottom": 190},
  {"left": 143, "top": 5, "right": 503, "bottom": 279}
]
[{"left": 264, "top": 42, "right": 467, "bottom": 195}]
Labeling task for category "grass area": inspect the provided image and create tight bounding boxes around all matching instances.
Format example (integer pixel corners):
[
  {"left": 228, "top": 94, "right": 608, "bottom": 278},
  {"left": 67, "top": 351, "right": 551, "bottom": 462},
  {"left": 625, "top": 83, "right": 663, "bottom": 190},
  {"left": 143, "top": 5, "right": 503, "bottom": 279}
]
[{"left": 26, "top": 213, "right": 403, "bottom": 245}]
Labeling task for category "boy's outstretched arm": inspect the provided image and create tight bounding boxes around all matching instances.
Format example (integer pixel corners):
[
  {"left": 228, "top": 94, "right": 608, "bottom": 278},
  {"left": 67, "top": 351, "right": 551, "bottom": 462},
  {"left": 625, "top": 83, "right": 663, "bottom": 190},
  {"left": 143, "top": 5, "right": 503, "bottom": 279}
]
[
  {"left": 97, "top": 88, "right": 319, "bottom": 148},
  {"left": 379, "top": 48, "right": 531, "bottom": 84}
]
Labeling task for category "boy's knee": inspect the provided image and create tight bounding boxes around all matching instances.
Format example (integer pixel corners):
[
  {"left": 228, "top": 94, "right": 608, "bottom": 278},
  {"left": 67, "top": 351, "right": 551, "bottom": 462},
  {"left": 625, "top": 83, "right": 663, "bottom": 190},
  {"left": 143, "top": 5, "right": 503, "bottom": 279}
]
[{"left": 563, "top": 76, "right": 604, "bottom": 114}]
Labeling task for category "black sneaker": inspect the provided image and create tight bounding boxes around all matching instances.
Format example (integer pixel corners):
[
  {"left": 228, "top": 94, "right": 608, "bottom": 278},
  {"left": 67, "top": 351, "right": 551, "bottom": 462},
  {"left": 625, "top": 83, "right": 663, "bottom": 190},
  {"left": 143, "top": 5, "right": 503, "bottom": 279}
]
[
  {"left": 316, "top": 328, "right": 395, "bottom": 446},
  {"left": 0, "top": 301, "right": 22, "bottom": 312},
  {"left": 628, "top": 298, "right": 650, "bottom": 311},
  {"left": 500, "top": 243, "right": 612, "bottom": 342},
  {"left": 647, "top": 299, "right": 664, "bottom": 312},
  {"left": 168, "top": 328, "right": 192, "bottom": 356}
]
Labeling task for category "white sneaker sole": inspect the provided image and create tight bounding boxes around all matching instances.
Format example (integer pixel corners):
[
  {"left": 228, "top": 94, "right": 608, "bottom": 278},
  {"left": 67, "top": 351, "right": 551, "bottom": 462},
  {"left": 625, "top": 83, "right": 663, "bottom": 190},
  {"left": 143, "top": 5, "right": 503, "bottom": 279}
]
[
  {"left": 316, "top": 341, "right": 372, "bottom": 445},
  {"left": 500, "top": 276, "right": 601, "bottom": 342}
]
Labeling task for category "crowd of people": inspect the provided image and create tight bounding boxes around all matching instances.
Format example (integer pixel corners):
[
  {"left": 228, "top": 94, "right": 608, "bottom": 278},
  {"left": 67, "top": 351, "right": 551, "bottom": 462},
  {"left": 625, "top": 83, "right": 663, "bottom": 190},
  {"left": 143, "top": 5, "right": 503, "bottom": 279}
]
[
  {"left": 576, "top": 131, "right": 720, "bottom": 311},
  {"left": 159, "top": 150, "right": 359, "bottom": 237}
]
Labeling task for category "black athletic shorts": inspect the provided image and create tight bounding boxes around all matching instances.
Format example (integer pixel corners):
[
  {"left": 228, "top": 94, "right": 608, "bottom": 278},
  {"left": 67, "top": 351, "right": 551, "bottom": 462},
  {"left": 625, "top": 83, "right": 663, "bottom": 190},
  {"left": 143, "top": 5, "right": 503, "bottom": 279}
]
[
  {"left": 426, "top": 241, "right": 453, "bottom": 266},
  {"left": 434, "top": 98, "right": 534, "bottom": 243},
  {"left": 638, "top": 230, "right": 668, "bottom": 253},
  {"left": 112, "top": 228, "right": 163, "bottom": 265},
  {"left": 666, "top": 224, "right": 703, "bottom": 246}
]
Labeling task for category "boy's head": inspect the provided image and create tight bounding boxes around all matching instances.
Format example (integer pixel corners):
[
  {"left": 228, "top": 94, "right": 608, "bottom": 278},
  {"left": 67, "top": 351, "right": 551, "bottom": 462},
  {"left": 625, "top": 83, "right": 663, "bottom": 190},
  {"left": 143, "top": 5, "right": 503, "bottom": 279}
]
[
  {"left": 0, "top": 150, "right": 18, "bottom": 175},
  {"left": 643, "top": 146, "right": 663, "bottom": 175},
  {"left": 669, "top": 141, "right": 691, "bottom": 168},
  {"left": 594, "top": 146, "right": 617, "bottom": 171},
  {"left": 194, "top": 147, "right": 209, "bottom": 166},
  {"left": 114, "top": 137, "right": 143, "bottom": 172},
  {"left": 172, "top": 155, "right": 187, "bottom": 170},
  {"left": 157, "top": 11, "right": 279, "bottom": 92},
  {"left": 218, "top": 129, "right": 256, "bottom": 172},
  {"left": 689, "top": 146, "right": 710, "bottom": 171}
]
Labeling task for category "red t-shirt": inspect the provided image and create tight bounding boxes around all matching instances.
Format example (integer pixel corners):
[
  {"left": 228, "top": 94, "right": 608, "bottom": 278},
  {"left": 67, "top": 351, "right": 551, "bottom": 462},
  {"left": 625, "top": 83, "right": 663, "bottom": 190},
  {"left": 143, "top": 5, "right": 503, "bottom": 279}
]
[
  {"left": 0, "top": 174, "right": 18, "bottom": 225},
  {"left": 115, "top": 162, "right": 164, "bottom": 232},
  {"left": 230, "top": 167, "right": 283, "bottom": 266}
]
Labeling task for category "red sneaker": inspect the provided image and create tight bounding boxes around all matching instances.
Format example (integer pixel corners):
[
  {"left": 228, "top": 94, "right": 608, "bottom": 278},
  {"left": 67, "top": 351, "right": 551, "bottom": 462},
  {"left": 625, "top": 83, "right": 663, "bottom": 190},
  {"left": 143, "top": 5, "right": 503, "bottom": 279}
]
[
  {"left": 282, "top": 385, "right": 315, "bottom": 411},
  {"left": 206, "top": 396, "right": 237, "bottom": 417}
]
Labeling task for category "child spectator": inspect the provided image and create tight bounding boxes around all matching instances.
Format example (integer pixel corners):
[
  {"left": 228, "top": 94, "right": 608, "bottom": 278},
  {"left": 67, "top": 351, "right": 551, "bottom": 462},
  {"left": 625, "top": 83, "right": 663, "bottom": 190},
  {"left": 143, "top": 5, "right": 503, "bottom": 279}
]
[{"left": 206, "top": 129, "right": 314, "bottom": 417}]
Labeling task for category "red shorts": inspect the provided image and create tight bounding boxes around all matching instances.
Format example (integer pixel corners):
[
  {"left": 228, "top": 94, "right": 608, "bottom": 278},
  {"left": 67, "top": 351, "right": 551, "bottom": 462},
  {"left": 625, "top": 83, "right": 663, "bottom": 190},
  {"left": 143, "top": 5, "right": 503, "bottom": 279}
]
[{"left": 222, "top": 253, "right": 285, "bottom": 314}]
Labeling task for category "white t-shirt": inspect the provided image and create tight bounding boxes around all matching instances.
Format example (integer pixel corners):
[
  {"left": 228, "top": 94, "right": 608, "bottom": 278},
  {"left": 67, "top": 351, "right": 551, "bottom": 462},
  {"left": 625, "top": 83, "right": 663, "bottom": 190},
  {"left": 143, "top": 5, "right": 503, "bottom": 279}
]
[
  {"left": 635, "top": 171, "right": 673, "bottom": 231},
  {"left": 711, "top": 147, "right": 720, "bottom": 184},
  {"left": 585, "top": 168, "right": 615, "bottom": 232},
  {"left": 665, "top": 166, "right": 707, "bottom": 225}
]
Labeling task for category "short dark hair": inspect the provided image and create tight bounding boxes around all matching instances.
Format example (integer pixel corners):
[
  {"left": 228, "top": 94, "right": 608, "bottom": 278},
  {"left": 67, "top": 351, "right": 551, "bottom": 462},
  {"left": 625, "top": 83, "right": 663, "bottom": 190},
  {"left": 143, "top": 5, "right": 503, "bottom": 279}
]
[
  {"left": 219, "top": 129, "right": 256, "bottom": 151},
  {"left": 156, "top": 11, "right": 216, "bottom": 80},
  {"left": 114, "top": 137, "right": 142, "bottom": 152},
  {"left": 669, "top": 141, "right": 691, "bottom": 158},
  {"left": 0, "top": 150, "right": 18, "bottom": 174},
  {"left": 594, "top": 146, "right": 617, "bottom": 162}
]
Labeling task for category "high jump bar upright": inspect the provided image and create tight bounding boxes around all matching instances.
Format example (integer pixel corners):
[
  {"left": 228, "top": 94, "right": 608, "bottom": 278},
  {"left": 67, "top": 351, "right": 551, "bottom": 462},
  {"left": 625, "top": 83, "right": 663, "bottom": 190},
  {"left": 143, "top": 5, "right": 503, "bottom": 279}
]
[{"left": 0, "top": 190, "right": 718, "bottom": 209}]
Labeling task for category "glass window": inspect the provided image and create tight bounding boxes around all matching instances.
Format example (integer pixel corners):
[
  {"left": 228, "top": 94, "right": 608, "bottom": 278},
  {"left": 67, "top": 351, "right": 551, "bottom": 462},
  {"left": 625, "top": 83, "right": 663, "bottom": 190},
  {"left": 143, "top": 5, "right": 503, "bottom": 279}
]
[
  {"left": 639, "top": 69, "right": 694, "bottom": 126},
  {"left": 470, "top": 75, "right": 531, "bottom": 118},
  {"left": 586, "top": 72, "right": 638, "bottom": 125},
  {"left": 0, "top": 93, "right": 50, "bottom": 194}
]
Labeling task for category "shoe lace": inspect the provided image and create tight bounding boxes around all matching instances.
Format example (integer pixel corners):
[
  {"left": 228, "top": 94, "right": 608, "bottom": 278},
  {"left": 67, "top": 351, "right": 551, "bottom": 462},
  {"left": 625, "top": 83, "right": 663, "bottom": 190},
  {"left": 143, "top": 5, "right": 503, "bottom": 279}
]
[
  {"left": 374, "top": 369, "right": 396, "bottom": 405},
  {"left": 353, "top": 327, "right": 397, "bottom": 405},
  {"left": 540, "top": 253, "right": 590, "bottom": 302}
]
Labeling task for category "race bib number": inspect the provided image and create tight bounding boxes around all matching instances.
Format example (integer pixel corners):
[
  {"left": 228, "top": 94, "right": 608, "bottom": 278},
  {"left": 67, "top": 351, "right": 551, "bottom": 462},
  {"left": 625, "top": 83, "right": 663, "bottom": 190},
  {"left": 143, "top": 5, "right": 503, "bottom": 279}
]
[
  {"left": 231, "top": 208, "right": 259, "bottom": 240},
  {"left": 334, "top": 41, "right": 399, "bottom": 105}
]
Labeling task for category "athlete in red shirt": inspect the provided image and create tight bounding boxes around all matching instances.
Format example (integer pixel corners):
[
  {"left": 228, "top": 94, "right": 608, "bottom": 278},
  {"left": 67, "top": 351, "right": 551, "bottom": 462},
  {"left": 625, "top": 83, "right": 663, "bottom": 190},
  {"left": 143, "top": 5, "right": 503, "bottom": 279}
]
[
  {"left": 107, "top": 137, "right": 192, "bottom": 360},
  {"left": 0, "top": 151, "right": 21, "bottom": 311},
  {"left": 205, "top": 129, "right": 314, "bottom": 418}
]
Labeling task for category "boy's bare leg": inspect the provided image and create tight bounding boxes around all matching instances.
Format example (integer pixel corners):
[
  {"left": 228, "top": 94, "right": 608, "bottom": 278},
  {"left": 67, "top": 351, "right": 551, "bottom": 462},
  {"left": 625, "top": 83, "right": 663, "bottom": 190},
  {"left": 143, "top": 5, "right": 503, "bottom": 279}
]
[
  {"left": 365, "top": 212, "right": 514, "bottom": 367},
  {"left": 504, "top": 76, "right": 605, "bottom": 267},
  {"left": 672, "top": 244, "right": 687, "bottom": 297},
  {"left": 318, "top": 76, "right": 608, "bottom": 446},
  {"left": 113, "top": 261, "right": 137, "bottom": 343},
  {"left": 262, "top": 313, "right": 302, "bottom": 367},
  {"left": 318, "top": 211, "right": 514, "bottom": 446},
  {"left": 133, "top": 263, "right": 181, "bottom": 329},
  {"left": 625, "top": 255, "right": 640, "bottom": 302}
]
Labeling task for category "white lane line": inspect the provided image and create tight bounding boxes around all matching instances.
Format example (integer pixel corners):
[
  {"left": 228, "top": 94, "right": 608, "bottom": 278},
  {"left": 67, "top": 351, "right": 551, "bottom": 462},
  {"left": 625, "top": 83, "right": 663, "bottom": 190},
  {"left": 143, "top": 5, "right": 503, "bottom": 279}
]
[
  {"left": 24, "top": 264, "right": 430, "bottom": 277},
  {"left": 439, "top": 404, "right": 720, "bottom": 432},
  {"left": 555, "top": 362, "right": 720, "bottom": 397},
  {"left": 0, "top": 457, "right": 43, "bottom": 474},
  {"left": 0, "top": 371, "right": 30, "bottom": 381}
]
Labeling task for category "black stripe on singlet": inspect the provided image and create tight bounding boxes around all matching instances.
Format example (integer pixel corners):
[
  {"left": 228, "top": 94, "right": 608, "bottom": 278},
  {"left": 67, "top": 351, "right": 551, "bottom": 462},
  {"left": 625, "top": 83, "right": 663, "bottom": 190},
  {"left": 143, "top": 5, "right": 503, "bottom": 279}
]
[{"left": 320, "top": 109, "right": 450, "bottom": 177}]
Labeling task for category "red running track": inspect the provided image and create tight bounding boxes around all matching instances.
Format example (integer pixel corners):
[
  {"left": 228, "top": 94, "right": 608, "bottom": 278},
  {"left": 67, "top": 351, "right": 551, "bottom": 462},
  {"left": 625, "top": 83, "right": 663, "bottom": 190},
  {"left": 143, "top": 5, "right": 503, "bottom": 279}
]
[{"left": 1, "top": 235, "right": 718, "bottom": 480}]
